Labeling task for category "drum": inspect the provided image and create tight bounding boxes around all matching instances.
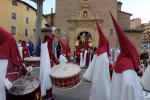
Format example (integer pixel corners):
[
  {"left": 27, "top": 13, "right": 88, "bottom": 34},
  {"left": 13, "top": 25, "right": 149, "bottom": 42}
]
[
  {"left": 50, "top": 63, "right": 81, "bottom": 89},
  {"left": 6, "top": 77, "right": 39, "bottom": 100},
  {"left": 24, "top": 57, "right": 40, "bottom": 67},
  {"left": 30, "top": 67, "right": 40, "bottom": 80}
]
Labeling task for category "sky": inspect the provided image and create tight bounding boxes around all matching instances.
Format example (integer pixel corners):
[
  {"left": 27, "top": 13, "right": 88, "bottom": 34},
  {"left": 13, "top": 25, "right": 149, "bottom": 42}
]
[{"left": 23, "top": 0, "right": 149, "bottom": 23}]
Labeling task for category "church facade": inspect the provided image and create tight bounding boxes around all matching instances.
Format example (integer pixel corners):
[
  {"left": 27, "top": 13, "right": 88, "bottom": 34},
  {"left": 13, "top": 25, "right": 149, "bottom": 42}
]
[{"left": 46, "top": 0, "right": 142, "bottom": 53}]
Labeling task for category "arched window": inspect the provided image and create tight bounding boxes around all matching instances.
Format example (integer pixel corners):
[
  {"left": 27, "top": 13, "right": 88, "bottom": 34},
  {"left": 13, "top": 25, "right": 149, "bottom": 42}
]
[{"left": 83, "top": 11, "right": 88, "bottom": 18}]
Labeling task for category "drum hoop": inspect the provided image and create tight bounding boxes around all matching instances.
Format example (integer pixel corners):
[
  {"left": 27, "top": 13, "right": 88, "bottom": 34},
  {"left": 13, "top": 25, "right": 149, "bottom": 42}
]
[
  {"left": 143, "top": 88, "right": 150, "bottom": 93},
  {"left": 50, "top": 72, "right": 81, "bottom": 79},
  {"left": 140, "top": 80, "right": 150, "bottom": 93},
  {"left": 9, "top": 78, "right": 39, "bottom": 95},
  {"left": 24, "top": 57, "right": 40, "bottom": 61},
  {"left": 53, "top": 80, "right": 81, "bottom": 90}
]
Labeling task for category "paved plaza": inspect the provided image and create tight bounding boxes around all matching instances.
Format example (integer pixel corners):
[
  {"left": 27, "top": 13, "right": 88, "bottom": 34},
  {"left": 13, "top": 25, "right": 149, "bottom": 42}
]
[
  {"left": 53, "top": 69, "right": 91, "bottom": 100},
  {"left": 31, "top": 67, "right": 91, "bottom": 100}
]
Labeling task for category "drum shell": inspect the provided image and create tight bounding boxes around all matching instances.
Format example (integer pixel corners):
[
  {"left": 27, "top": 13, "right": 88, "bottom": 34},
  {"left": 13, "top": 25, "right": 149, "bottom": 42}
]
[
  {"left": 51, "top": 73, "right": 80, "bottom": 88},
  {"left": 24, "top": 60, "right": 40, "bottom": 67},
  {"left": 6, "top": 87, "right": 39, "bottom": 100},
  {"left": 6, "top": 77, "right": 40, "bottom": 100}
]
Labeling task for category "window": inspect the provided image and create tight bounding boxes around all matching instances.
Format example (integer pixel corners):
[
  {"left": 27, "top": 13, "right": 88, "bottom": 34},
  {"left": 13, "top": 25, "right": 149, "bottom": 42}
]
[
  {"left": 27, "top": 7, "right": 29, "bottom": 11},
  {"left": 83, "top": 11, "right": 88, "bottom": 18},
  {"left": 12, "top": 0, "right": 17, "bottom": 6},
  {"left": 11, "top": 26, "right": 16, "bottom": 35},
  {"left": 26, "top": 17, "right": 29, "bottom": 24},
  {"left": 25, "top": 28, "right": 28, "bottom": 36},
  {"left": 12, "top": 12, "right": 17, "bottom": 20}
]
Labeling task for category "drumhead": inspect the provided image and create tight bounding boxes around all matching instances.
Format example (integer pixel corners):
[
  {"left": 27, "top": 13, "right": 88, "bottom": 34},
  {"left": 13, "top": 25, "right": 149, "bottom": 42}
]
[
  {"left": 30, "top": 67, "right": 40, "bottom": 80},
  {"left": 9, "top": 77, "right": 39, "bottom": 95},
  {"left": 24, "top": 57, "right": 40, "bottom": 61},
  {"left": 50, "top": 63, "right": 81, "bottom": 78}
]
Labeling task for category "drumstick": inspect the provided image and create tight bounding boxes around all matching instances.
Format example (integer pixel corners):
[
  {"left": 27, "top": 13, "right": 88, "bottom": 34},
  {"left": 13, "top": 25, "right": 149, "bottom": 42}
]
[{"left": 23, "top": 70, "right": 30, "bottom": 82}]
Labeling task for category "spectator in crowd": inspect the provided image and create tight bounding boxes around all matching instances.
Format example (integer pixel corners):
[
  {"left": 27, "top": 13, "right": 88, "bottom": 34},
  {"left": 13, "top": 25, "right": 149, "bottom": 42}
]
[
  {"left": 140, "top": 50, "right": 149, "bottom": 67},
  {"left": 28, "top": 40, "right": 34, "bottom": 56}
]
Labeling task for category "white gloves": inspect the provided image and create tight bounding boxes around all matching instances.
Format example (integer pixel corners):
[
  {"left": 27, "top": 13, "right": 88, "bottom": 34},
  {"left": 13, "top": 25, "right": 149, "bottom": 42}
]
[
  {"left": 59, "top": 55, "right": 68, "bottom": 64},
  {"left": 5, "top": 78, "right": 12, "bottom": 90},
  {"left": 26, "top": 66, "right": 33, "bottom": 72}
]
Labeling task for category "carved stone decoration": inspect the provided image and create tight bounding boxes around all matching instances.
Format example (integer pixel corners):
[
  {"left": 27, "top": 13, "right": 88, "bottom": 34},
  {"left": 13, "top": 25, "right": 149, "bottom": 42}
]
[
  {"left": 68, "top": 20, "right": 76, "bottom": 30},
  {"left": 80, "top": 0, "right": 89, "bottom": 8},
  {"left": 80, "top": 0, "right": 89, "bottom": 3},
  {"left": 75, "top": 20, "right": 95, "bottom": 28}
]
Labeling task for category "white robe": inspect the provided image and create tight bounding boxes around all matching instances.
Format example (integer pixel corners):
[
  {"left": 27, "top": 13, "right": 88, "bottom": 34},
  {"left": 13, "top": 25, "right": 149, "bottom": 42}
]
[
  {"left": 83, "top": 52, "right": 111, "bottom": 100},
  {"left": 39, "top": 42, "right": 52, "bottom": 96},
  {"left": 82, "top": 50, "right": 87, "bottom": 67},
  {"left": 141, "top": 66, "right": 150, "bottom": 91},
  {"left": 80, "top": 52, "right": 83, "bottom": 68},
  {"left": 110, "top": 70, "right": 145, "bottom": 100},
  {"left": 0, "top": 59, "right": 8, "bottom": 100},
  {"left": 18, "top": 47, "right": 23, "bottom": 59},
  {"left": 59, "top": 55, "right": 67, "bottom": 64},
  {"left": 114, "top": 48, "right": 120, "bottom": 62}
]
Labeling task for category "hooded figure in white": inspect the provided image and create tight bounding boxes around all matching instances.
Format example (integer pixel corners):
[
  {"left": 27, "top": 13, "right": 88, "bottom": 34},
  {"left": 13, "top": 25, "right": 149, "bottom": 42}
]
[
  {"left": 39, "top": 42, "right": 52, "bottom": 96},
  {"left": 82, "top": 49, "right": 88, "bottom": 67},
  {"left": 80, "top": 51, "right": 84, "bottom": 68},
  {"left": 83, "top": 20, "right": 111, "bottom": 100},
  {"left": 0, "top": 27, "right": 22, "bottom": 100},
  {"left": 110, "top": 12, "right": 144, "bottom": 100}
]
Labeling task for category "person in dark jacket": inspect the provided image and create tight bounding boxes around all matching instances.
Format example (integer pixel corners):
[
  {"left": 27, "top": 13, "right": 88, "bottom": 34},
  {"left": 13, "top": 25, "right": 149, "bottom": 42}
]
[{"left": 140, "top": 50, "right": 149, "bottom": 67}]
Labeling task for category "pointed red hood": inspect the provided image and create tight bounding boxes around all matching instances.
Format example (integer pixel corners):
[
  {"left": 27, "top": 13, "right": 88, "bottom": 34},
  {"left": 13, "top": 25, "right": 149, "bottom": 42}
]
[
  {"left": 0, "top": 27, "right": 12, "bottom": 44},
  {"left": 94, "top": 20, "right": 109, "bottom": 56},
  {"left": 0, "top": 27, "right": 22, "bottom": 66},
  {"left": 110, "top": 12, "right": 141, "bottom": 74}
]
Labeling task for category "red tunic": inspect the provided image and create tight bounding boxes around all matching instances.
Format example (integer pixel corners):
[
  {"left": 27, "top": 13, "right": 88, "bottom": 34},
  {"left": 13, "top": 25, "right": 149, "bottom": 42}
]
[
  {"left": 22, "top": 41, "right": 30, "bottom": 59},
  {"left": 0, "top": 27, "right": 23, "bottom": 81},
  {"left": 44, "top": 34, "right": 59, "bottom": 66}
]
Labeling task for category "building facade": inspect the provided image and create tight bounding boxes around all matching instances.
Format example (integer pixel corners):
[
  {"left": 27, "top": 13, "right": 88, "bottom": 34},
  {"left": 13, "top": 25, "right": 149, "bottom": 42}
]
[
  {"left": 46, "top": 0, "right": 143, "bottom": 53},
  {"left": 144, "top": 23, "right": 150, "bottom": 33},
  {"left": 117, "top": 1, "right": 132, "bottom": 30},
  {"left": 54, "top": 0, "right": 118, "bottom": 53},
  {"left": 0, "top": 0, "right": 46, "bottom": 43},
  {"left": 130, "top": 18, "right": 142, "bottom": 29}
]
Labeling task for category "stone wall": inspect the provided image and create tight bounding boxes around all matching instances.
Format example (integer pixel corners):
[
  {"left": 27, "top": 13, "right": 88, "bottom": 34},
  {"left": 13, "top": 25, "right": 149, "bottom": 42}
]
[
  {"left": 54, "top": 0, "right": 118, "bottom": 53},
  {"left": 46, "top": 0, "right": 142, "bottom": 55},
  {"left": 125, "top": 31, "right": 143, "bottom": 52},
  {"left": 117, "top": 10, "right": 132, "bottom": 30}
]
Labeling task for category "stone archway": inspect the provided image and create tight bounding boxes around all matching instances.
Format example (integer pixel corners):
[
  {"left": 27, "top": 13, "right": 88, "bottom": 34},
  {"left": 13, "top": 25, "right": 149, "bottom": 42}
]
[{"left": 76, "top": 31, "right": 92, "bottom": 48}]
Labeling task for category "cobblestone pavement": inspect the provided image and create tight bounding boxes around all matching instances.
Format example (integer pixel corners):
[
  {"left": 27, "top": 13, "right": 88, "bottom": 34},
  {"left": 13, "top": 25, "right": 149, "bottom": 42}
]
[{"left": 53, "top": 68, "right": 91, "bottom": 100}]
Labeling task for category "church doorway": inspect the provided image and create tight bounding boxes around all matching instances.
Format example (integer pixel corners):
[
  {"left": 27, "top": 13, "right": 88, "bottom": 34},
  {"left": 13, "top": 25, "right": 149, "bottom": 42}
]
[
  {"left": 74, "top": 31, "right": 94, "bottom": 66},
  {"left": 75, "top": 31, "right": 92, "bottom": 49}
]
